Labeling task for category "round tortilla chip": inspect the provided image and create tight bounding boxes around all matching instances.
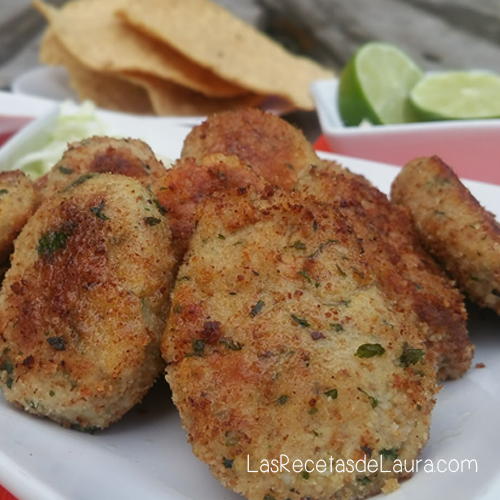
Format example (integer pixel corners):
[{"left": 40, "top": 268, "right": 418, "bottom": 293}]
[
  {"left": 125, "top": 73, "right": 265, "bottom": 116},
  {"left": 117, "top": 0, "right": 334, "bottom": 110},
  {"left": 40, "top": 28, "right": 154, "bottom": 115},
  {"left": 33, "top": 0, "right": 247, "bottom": 99}
]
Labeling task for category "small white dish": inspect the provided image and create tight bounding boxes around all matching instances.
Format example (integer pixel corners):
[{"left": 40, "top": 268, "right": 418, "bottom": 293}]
[{"left": 311, "top": 78, "right": 500, "bottom": 184}]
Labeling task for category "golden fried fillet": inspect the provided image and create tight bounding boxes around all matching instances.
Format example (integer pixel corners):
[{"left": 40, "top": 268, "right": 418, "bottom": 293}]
[
  {"left": 162, "top": 188, "right": 437, "bottom": 500},
  {"left": 0, "top": 171, "right": 38, "bottom": 264},
  {"left": 0, "top": 173, "right": 176, "bottom": 429},
  {"left": 155, "top": 153, "right": 268, "bottom": 260},
  {"left": 392, "top": 156, "right": 500, "bottom": 315},
  {"left": 36, "top": 136, "right": 167, "bottom": 201},
  {"left": 181, "top": 108, "right": 319, "bottom": 191},
  {"left": 297, "top": 162, "right": 472, "bottom": 381}
]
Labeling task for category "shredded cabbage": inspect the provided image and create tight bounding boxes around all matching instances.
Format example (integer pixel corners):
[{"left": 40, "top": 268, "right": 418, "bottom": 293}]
[{"left": 12, "top": 101, "right": 109, "bottom": 178}]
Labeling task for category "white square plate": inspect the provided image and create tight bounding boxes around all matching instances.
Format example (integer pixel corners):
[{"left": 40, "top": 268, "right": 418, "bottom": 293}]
[{"left": 1, "top": 93, "right": 500, "bottom": 500}]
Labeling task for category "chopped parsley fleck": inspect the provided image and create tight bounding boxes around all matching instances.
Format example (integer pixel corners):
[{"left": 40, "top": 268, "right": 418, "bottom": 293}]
[
  {"left": 46, "top": 336, "right": 66, "bottom": 351},
  {"left": 90, "top": 200, "right": 109, "bottom": 220},
  {"left": 250, "top": 300, "right": 265, "bottom": 318},
  {"left": 276, "top": 394, "right": 289, "bottom": 406},
  {"left": 144, "top": 216, "right": 161, "bottom": 226},
  {"left": 58, "top": 166, "right": 73, "bottom": 175},
  {"left": 220, "top": 337, "right": 243, "bottom": 350},
  {"left": 336, "top": 264, "right": 346, "bottom": 277},
  {"left": 222, "top": 457, "right": 234, "bottom": 468},
  {"left": 399, "top": 343, "right": 425, "bottom": 368},
  {"left": 264, "top": 496, "right": 276, "bottom": 500},
  {"left": 298, "top": 269, "right": 313, "bottom": 284},
  {"left": 292, "top": 240, "right": 306, "bottom": 250},
  {"left": 191, "top": 339, "right": 205, "bottom": 356},
  {"left": 331, "top": 323, "right": 344, "bottom": 332},
  {"left": 49, "top": 390, "right": 55, "bottom": 397},
  {"left": 291, "top": 315, "right": 309, "bottom": 328},
  {"left": 357, "top": 476, "right": 372, "bottom": 485},
  {"left": 218, "top": 234, "right": 226, "bottom": 240},
  {"left": 37, "top": 228, "right": 72, "bottom": 256},
  {"left": 308, "top": 406, "right": 318, "bottom": 415},
  {"left": 68, "top": 173, "right": 94, "bottom": 190},
  {"left": 357, "top": 387, "right": 378, "bottom": 408},
  {"left": 324, "top": 389, "right": 338, "bottom": 399},
  {"left": 379, "top": 448, "right": 399, "bottom": 461},
  {"left": 307, "top": 239, "right": 339, "bottom": 259},
  {"left": 0, "top": 189, "right": 8, "bottom": 195},
  {"left": 302, "top": 470, "right": 310, "bottom": 480},
  {"left": 152, "top": 196, "right": 168, "bottom": 215},
  {"left": 355, "top": 343, "right": 386, "bottom": 358}
]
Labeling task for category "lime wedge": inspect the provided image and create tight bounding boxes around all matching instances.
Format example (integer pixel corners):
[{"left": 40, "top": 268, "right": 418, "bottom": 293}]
[
  {"left": 410, "top": 71, "right": 500, "bottom": 121},
  {"left": 338, "top": 42, "right": 423, "bottom": 126}
]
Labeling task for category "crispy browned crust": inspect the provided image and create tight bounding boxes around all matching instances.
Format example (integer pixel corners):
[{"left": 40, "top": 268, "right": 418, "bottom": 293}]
[
  {"left": 162, "top": 187, "right": 437, "bottom": 500},
  {"left": 35, "top": 136, "right": 167, "bottom": 201},
  {"left": 155, "top": 153, "right": 269, "bottom": 260},
  {"left": 0, "top": 173, "right": 176, "bottom": 429},
  {"left": 181, "top": 108, "right": 319, "bottom": 191},
  {"left": 297, "top": 162, "right": 473, "bottom": 381},
  {"left": 392, "top": 156, "right": 500, "bottom": 315},
  {"left": 0, "top": 171, "right": 38, "bottom": 264}
]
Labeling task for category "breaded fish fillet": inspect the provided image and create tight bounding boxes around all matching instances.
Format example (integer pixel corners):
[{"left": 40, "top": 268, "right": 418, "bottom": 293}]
[
  {"left": 36, "top": 136, "right": 167, "bottom": 200},
  {"left": 392, "top": 155, "right": 500, "bottom": 315},
  {"left": 0, "top": 173, "right": 176, "bottom": 429},
  {"left": 181, "top": 108, "right": 319, "bottom": 190},
  {"left": 162, "top": 188, "right": 437, "bottom": 500},
  {"left": 0, "top": 171, "right": 38, "bottom": 264},
  {"left": 297, "top": 162, "right": 472, "bottom": 381},
  {"left": 156, "top": 153, "right": 268, "bottom": 260}
]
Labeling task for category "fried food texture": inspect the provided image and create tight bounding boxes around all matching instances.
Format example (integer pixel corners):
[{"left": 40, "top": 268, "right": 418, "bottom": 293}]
[
  {"left": 392, "top": 155, "right": 500, "bottom": 315},
  {"left": 155, "top": 153, "right": 268, "bottom": 260},
  {"left": 0, "top": 171, "right": 38, "bottom": 264},
  {"left": 36, "top": 136, "right": 166, "bottom": 201},
  {"left": 162, "top": 188, "right": 437, "bottom": 500},
  {"left": 181, "top": 109, "right": 319, "bottom": 191},
  {"left": 297, "top": 162, "right": 472, "bottom": 381},
  {"left": 0, "top": 174, "right": 176, "bottom": 429}
]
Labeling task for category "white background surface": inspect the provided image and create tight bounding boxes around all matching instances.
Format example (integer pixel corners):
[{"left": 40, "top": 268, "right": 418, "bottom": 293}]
[{"left": 0, "top": 93, "right": 499, "bottom": 500}]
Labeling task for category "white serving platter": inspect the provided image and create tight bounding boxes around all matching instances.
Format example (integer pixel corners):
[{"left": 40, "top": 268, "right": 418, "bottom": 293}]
[{"left": 0, "top": 92, "right": 499, "bottom": 500}]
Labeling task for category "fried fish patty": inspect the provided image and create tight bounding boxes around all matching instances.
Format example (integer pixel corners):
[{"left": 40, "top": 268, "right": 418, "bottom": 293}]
[
  {"left": 181, "top": 108, "right": 319, "bottom": 190},
  {"left": 36, "top": 136, "right": 167, "bottom": 200},
  {"left": 155, "top": 153, "right": 268, "bottom": 260},
  {"left": 162, "top": 188, "right": 437, "bottom": 500},
  {"left": 0, "top": 173, "right": 176, "bottom": 429},
  {"left": 0, "top": 171, "right": 38, "bottom": 264},
  {"left": 392, "top": 155, "right": 500, "bottom": 314},
  {"left": 297, "top": 162, "right": 472, "bottom": 381}
]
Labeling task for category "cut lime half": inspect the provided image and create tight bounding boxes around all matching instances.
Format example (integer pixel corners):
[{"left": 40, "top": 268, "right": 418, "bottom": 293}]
[
  {"left": 410, "top": 71, "right": 500, "bottom": 121},
  {"left": 338, "top": 42, "right": 423, "bottom": 126}
]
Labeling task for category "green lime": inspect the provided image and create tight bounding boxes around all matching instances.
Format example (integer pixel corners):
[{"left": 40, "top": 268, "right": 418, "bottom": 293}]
[
  {"left": 410, "top": 71, "right": 500, "bottom": 121},
  {"left": 338, "top": 42, "right": 423, "bottom": 126}
]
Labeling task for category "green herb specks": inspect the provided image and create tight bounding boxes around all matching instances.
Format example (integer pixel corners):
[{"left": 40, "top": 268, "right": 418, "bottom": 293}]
[
  {"left": 291, "top": 315, "right": 310, "bottom": 328},
  {"left": 355, "top": 343, "right": 386, "bottom": 358},
  {"left": 144, "top": 216, "right": 161, "bottom": 226},
  {"left": 324, "top": 389, "right": 338, "bottom": 399},
  {"left": 90, "top": 200, "right": 109, "bottom": 220},
  {"left": 250, "top": 300, "right": 265, "bottom": 318},
  {"left": 399, "top": 343, "right": 425, "bottom": 368},
  {"left": 358, "top": 388, "right": 378, "bottom": 408},
  {"left": 37, "top": 227, "right": 72, "bottom": 256},
  {"left": 276, "top": 394, "right": 289, "bottom": 406}
]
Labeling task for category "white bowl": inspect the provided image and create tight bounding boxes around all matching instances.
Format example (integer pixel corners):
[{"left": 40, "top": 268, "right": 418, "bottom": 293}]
[{"left": 311, "top": 78, "right": 500, "bottom": 183}]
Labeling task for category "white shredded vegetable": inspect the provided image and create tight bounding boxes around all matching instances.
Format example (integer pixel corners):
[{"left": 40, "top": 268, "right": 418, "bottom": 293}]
[{"left": 12, "top": 101, "right": 109, "bottom": 178}]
